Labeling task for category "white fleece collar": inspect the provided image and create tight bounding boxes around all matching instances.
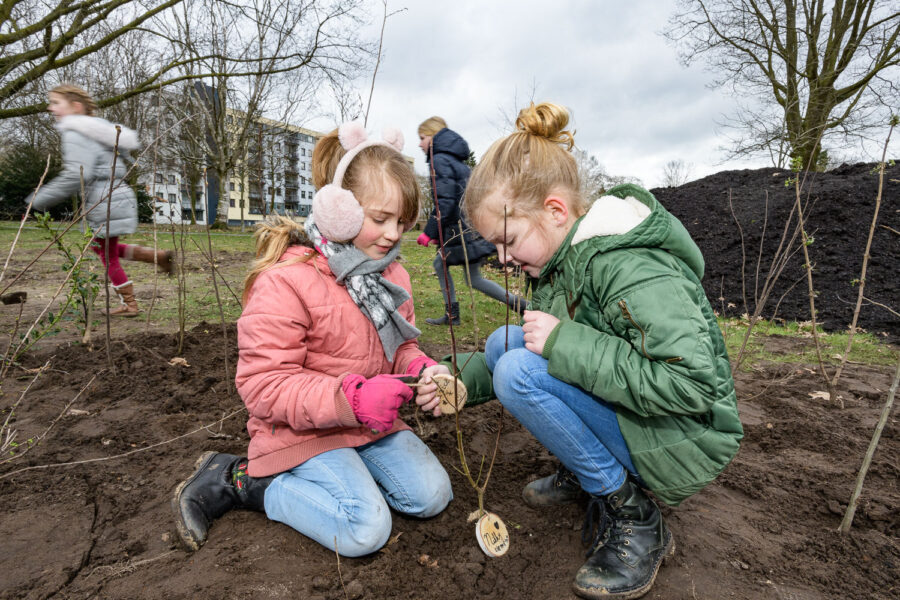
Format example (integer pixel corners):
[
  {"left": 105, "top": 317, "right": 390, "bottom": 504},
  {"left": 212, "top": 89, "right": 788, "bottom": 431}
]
[
  {"left": 570, "top": 195, "right": 652, "bottom": 245},
  {"left": 56, "top": 115, "right": 140, "bottom": 151}
]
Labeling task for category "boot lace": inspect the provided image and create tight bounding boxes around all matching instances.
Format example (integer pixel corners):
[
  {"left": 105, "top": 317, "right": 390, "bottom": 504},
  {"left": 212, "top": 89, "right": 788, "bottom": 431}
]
[
  {"left": 581, "top": 495, "right": 611, "bottom": 556},
  {"left": 555, "top": 464, "right": 577, "bottom": 488}
]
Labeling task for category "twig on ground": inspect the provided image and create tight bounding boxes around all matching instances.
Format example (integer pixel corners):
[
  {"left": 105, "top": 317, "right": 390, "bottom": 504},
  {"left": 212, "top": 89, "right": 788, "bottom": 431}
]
[
  {"left": 0, "top": 406, "right": 246, "bottom": 480},
  {"left": 334, "top": 537, "right": 349, "bottom": 600},
  {"left": 0, "top": 372, "right": 98, "bottom": 466}
]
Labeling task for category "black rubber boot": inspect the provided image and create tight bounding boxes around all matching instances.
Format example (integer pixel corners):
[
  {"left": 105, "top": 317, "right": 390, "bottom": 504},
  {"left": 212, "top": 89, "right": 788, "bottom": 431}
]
[
  {"left": 426, "top": 302, "right": 460, "bottom": 326},
  {"left": 522, "top": 463, "right": 582, "bottom": 507},
  {"left": 572, "top": 477, "right": 674, "bottom": 599},
  {"left": 172, "top": 452, "right": 274, "bottom": 551}
]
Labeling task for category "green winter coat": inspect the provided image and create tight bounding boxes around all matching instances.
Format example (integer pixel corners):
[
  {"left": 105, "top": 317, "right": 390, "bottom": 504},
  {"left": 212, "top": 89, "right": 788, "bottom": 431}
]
[{"left": 446, "top": 184, "right": 742, "bottom": 506}]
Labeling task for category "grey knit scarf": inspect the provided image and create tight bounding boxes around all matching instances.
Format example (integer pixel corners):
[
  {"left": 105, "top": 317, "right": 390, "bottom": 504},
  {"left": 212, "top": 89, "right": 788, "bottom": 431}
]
[{"left": 305, "top": 216, "right": 420, "bottom": 361}]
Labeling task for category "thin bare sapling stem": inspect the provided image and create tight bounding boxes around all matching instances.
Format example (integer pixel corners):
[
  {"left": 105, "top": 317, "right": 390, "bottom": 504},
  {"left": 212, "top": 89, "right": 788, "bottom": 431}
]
[
  {"left": 146, "top": 87, "right": 164, "bottom": 323},
  {"left": 830, "top": 117, "right": 896, "bottom": 392},
  {"left": 426, "top": 142, "right": 502, "bottom": 517},
  {"left": 731, "top": 179, "right": 810, "bottom": 372},
  {"left": 727, "top": 190, "right": 749, "bottom": 315},
  {"left": 189, "top": 237, "right": 241, "bottom": 306},
  {"left": 839, "top": 357, "right": 900, "bottom": 533},
  {"left": 363, "top": 1, "right": 406, "bottom": 127},
  {"left": 203, "top": 167, "right": 233, "bottom": 394},
  {"left": 0, "top": 156, "right": 50, "bottom": 287},
  {"left": 101, "top": 126, "right": 124, "bottom": 369},
  {"left": 793, "top": 166, "right": 836, "bottom": 405}
]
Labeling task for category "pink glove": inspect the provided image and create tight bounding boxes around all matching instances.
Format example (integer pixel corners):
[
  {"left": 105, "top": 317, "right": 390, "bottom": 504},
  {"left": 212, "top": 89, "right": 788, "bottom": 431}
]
[
  {"left": 406, "top": 355, "right": 438, "bottom": 377},
  {"left": 416, "top": 233, "right": 433, "bottom": 247},
  {"left": 342, "top": 374, "right": 414, "bottom": 432}
]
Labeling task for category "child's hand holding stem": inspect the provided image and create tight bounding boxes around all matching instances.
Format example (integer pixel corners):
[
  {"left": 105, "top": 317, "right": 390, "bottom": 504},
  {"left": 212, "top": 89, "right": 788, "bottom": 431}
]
[
  {"left": 414, "top": 364, "right": 452, "bottom": 416},
  {"left": 522, "top": 310, "right": 560, "bottom": 356}
]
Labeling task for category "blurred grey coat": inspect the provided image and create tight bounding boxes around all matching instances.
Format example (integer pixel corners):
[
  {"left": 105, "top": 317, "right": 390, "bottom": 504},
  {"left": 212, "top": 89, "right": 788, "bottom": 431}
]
[{"left": 27, "top": 115, "right": 140, "bottom": 238}]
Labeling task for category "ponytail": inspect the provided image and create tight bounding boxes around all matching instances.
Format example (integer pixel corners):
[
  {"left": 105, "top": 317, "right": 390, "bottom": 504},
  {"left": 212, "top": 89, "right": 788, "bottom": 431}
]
[{"left": 242, "top": 216, "right": 314, "bottom": 304}]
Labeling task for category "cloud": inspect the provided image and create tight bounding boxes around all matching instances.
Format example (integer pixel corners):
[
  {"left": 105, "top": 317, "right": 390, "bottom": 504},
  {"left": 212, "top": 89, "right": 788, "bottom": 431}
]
[{"left": 306, "top": 1, "right": 762, "bottom": 188}]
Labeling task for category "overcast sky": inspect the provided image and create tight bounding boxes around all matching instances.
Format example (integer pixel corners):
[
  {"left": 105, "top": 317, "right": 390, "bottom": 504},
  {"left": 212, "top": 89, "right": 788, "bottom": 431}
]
[{"left": 306, "top": 0, "right": 766, "bottom": 189}]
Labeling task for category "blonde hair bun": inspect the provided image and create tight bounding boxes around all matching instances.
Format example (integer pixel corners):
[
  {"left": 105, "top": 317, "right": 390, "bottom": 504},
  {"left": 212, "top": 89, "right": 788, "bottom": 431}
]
[{"left": 515, "top": 102, "right": 574, "bottom": 150}]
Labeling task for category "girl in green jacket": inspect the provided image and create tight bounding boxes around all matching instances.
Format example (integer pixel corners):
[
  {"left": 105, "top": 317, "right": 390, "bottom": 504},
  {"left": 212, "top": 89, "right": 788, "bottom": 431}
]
[{"left": 462, "top": 102, "right": 743, "bottom": 600}]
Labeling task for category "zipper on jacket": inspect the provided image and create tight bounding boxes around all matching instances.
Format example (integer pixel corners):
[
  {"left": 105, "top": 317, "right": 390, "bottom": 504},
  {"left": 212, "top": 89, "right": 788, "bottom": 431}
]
[{"left": 618, "top": 299, "right": 652, "bottom": 360}]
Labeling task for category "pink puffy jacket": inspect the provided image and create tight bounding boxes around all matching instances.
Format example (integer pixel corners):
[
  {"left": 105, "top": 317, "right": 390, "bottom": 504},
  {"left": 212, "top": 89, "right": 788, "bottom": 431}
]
[{"left": 236, "top": 245, "right": 426, "bottom": 477}]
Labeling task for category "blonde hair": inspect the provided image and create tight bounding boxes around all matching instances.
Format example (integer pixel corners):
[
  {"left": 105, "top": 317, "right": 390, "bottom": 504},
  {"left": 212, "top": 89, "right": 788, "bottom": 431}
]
[
  {"left": 242, "top": 215, "right": 314, "bottom": 304},
  {"left": 418, "top": 116, "right": 447, "bottom": 137},
  {"left": 50, "top": 84, "right": 97, "bottom": 116},
  {"left": 464, "top": 102, "right": 588, "bottom": 222},
  {"left": 311, "top": 127, "right": 421, "bottom": 226}
]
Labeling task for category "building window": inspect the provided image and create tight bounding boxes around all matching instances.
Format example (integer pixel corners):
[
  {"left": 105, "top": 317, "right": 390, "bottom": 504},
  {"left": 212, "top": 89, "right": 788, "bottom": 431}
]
[
  {"left": 301, "top": 162, "right": 306, "bottom": 170},
  {"left": 154, "top": 172, "right": 163, "bottom": 184},
  {"left": 301, "top": 190, "right": 306, "bottom": 199},
  {"left": 168, "top": 193, "right": 176, "bottom": 202},
  {"left": 229, "top": 182, "right": 235, "bottom": 191},
  {"left": 229, "top": 196, "right": 235, "bottom": 208},
  {"left": 168, "top": 174, "right": 176, "bottom": 185}
]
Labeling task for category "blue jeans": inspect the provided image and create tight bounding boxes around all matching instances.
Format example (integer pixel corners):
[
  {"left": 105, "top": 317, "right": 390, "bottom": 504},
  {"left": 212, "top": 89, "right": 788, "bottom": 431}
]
[
  {"left": 485, "top": 326, "right": 638, "bottom": 496},
  {"left": 263, "top": 430, "right": 452, "bottom": 557}
]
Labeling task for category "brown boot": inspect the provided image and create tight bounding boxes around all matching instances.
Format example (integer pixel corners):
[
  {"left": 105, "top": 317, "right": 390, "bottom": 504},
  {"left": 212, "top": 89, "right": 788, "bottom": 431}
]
[
  {"left": 103, "top": 282, "right": 140, "bottom": 317},
  {"left": 126, "top": 245, "right": 174, "bottom": 275}
]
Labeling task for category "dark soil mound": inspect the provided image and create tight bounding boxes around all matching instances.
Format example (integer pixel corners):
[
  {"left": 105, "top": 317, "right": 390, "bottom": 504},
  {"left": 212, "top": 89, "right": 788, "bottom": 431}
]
[
  {"left": 1, "top": 325, "right": 897, "bottom": 599},
  {"left": 653, "top": 162, "right": 899, "bottom": 338}
]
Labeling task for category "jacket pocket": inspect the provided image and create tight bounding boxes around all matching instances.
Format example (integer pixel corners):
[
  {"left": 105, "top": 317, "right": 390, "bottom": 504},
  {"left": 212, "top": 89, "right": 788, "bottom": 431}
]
[{"left": 618, "top": 299, "right": 654, "bottom": 360}]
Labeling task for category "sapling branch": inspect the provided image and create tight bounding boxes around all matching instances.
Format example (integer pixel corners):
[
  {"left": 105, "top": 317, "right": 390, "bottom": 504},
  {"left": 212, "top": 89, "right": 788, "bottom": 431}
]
[
  {"left": 203, "top": 167, "right": 233, "bottom": 395},
  {"left": 830, "top": 119, "right": 895, "bottom": 392},
  {"left": 0, "top": 155, "right": 49, "bottom": 288},
  {"left": 839, "top": 357, "right": 900, "bottom": 533},
  {"left": 103, "top": 126, "right": 124, "bottom": 370},
  {"left": 793, "top": 168, "right": 836, "bottom": 406}
]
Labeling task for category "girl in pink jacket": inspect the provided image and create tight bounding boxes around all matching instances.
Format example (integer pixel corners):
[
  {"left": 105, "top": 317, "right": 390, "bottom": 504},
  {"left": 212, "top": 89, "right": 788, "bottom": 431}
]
[{"left": 172, "top": 122, "right": 452, "bottom": 557}]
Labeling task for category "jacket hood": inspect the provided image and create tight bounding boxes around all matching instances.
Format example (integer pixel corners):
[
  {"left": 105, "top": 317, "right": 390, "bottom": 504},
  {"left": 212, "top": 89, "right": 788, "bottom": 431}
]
[
  {"left": 428, "top": 127, "right": 470, "bottom": 163},
  {"left": 543, "top": 183, "right": 705, "bottom": 281},
  {"left": 56, "top": 115, "right": 141, "bottom": 151}
]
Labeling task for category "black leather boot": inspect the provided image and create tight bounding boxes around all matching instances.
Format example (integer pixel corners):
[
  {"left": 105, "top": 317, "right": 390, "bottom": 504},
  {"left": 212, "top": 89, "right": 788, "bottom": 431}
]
[
  {"left": 572, "top": 477, "right": 674, "bottom": 599},
  {"left": 522, "top": 463, "right": 582, "bottom": 507},
  {"left": 172, "top": 452, "right": 274, "bottom": 551},
  {"left": 426, "top": 302, "right": 460, "bottom": 326}
]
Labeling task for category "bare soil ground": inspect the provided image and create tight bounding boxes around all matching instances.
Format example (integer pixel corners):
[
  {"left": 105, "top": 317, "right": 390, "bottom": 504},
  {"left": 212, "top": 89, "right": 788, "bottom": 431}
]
[{"left": 0, "top": 326, "right": 897, "bottom": 600}]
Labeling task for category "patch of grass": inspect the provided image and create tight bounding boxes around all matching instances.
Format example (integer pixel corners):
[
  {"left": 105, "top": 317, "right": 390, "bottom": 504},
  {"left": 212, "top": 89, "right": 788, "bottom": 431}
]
[
  {"left": 4, "top": 222, "right": 895, "bottom": 368},
  {"left": 720, "top": 317, "right": 898, "bottom": 369}
]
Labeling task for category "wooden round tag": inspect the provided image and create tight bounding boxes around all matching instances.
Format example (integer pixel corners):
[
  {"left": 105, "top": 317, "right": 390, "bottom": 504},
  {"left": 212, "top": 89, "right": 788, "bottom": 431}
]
[
  {"left": 432, "top": 373, "right": 467, "bottom": 415},
  {"left": 475, "top": 512, "right": 509, "bottom": 557}
]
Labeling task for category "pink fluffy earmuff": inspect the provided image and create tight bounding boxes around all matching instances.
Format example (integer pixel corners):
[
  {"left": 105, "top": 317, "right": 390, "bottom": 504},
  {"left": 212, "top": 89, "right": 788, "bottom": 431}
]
[{"left": 311, "top": 121, "right": 405, "bottom": 242}]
